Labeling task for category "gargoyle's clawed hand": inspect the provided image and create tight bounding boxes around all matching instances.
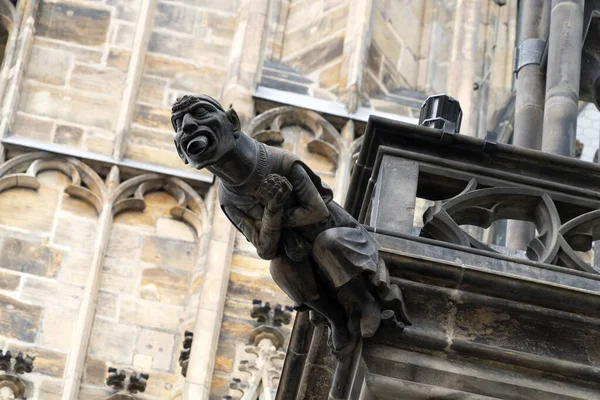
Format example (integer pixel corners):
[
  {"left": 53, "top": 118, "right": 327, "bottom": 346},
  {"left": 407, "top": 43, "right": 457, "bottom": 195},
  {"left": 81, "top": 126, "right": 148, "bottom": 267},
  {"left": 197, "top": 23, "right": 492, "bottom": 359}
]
[{"left": 258, "top": 174, "right": 293, "bottom": 211}]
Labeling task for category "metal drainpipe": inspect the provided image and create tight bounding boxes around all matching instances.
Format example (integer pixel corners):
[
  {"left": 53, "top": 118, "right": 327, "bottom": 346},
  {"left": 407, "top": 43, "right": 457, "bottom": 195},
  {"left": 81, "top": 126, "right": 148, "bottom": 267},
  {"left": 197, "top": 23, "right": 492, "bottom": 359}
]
[
  {"left": 506, "top": 0, "right": 550, "bottom": 250},
  {"left": 542, "top": 0, "right": 585, "bottom": 156}
]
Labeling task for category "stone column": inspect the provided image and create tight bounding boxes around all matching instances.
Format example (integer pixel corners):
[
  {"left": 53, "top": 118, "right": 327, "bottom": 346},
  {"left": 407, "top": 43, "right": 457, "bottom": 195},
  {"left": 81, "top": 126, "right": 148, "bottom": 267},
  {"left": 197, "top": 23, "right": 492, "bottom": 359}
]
[
  {"left": 542, "top": 0, "right": 585, "bottom": 156},
  {"left": 0, "top": 0, "right": 39, "bottom": 161},
  {"left": 182, "top": 206, "right": 236, "bottom": 400},
  {"left": 61, "top": 168, "right": 117, "bottom": 400},
  {"left": 112, "top": 0, "right": 157, "bottom": 161},
  {"left": 507, "top": 0, "right": 549, "bottom": 250},
  {"left": 338, "top": 0, "right": 375, "bottom": 113},
  {"left": 220, "top": 0, "right": 271, "bottom": 128},
  {"left": 447, "top": 0, "right": 481, "bottom": 137}
]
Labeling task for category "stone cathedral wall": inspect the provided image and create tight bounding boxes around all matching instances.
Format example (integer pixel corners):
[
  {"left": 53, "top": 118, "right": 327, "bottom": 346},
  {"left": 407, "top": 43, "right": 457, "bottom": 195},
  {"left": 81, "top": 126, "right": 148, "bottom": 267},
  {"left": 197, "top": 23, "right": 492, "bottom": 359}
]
[{"left": 0, "top": 0, "right": 518, "bottom": 399}]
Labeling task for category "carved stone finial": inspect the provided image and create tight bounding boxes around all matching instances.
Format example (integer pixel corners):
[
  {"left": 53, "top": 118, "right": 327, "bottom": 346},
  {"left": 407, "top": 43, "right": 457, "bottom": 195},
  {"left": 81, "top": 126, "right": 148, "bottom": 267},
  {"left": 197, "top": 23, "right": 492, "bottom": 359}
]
[
  {"left": 0, "top": 351, "right": 10, "bottom": 372},
  {"left": 179, "top": 331, "right": 193, "bottom": 377},
  {"left": 0, "top": 350, "right": 33, "bottom": 400},
  {"left": 127, "top": 372, "right": 149, "bottom": 394},
  {"left": 106, "top": 367, "right": 126, "bottom": 391}
]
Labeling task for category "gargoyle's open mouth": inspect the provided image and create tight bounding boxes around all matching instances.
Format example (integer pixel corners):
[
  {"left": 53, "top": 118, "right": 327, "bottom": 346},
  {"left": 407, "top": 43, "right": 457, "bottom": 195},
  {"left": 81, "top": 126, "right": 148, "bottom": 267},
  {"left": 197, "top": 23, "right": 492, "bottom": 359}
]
[{"left": 186, "top": 135, "right": 210, "bottom": 157}]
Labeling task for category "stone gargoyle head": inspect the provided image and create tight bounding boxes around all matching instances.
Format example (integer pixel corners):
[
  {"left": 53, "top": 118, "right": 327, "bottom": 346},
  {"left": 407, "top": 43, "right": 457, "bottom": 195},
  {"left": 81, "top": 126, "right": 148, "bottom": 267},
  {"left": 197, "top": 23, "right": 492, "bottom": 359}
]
[{"left": 171, "top": 94, "right": 241, "bottom": 170}]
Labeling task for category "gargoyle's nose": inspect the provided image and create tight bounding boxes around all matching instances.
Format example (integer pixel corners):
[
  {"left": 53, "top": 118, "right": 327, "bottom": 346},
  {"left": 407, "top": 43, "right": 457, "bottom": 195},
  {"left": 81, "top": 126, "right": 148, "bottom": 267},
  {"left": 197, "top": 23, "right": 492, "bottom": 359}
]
[{"left": 182, "top": 114, "right": 198, "bottom": 134}]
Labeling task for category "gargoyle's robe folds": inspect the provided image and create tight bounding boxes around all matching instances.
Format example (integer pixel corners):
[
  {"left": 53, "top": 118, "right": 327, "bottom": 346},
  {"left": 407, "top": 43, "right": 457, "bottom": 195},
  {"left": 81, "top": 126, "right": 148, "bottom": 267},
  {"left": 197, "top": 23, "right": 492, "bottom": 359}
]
[{"left": 219, "top": 141, "right": 397, "bottom": 308}]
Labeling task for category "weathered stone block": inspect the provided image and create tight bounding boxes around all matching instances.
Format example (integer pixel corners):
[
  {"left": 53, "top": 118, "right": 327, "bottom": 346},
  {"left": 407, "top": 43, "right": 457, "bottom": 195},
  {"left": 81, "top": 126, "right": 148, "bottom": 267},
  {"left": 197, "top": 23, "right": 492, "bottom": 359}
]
[
  {"left": 386, "top": 0, "right": 421, "bottom": 52},
  {"left": 8, "top": 344, "right": 66, "bottom": 378},
  {"left": 129, "top": 125, "right": 174, "bottom": 150},
  {"left": 126, "top": 143, "right": 206, "bottom": 169},
  {"left": 155, "top": 218, "right": 195, "bottom": 242},
  {"left": 192, "top": 40, "right": 232, "bottom": 67},
  {"left": 39, "top": 380, "right": 62, "bottom": 400},
  {"left": 20, "top": 277, "right": 83, "bottom": 310},
  {"left": 53, "top": 215, "right": 97, "bottom": 250},
  {"left": 33, "top": 37, "right": 104, "bottom": 64},
  {"left": 61, "top": 192, "right": 98, "bottom": 218},
  {"left": 39, "top": 307, "right": 78, "bottom": 351},
  {"left": 231, "top": 253, "right": 269, "bottom": 274},
  {"left": 26, "top": 45, "right": 72, "bottom": 85},
  {"left": 0, "top": 237, "right": 63, "bottom": 277},
  {"left": 77, "top": 386, "right": 113, "bottom": 400},
  {"left": 138, "top": 75, "right": 168, "bottom": 105},
  {"left": 84, "top": 129, "right": 115, "bottom": 155},
  {"left": 106, "top": 225, "right": 142, "bottom": 259},
  {"left": 59, "top": 251, "right": 93, "bottom": 286},
  {"left": 12, "top": 112, "right": 55, "bottom": 141},
  {"left": 139, "top": 267, "right": 190, "bottom": 304},
  {"left": 283, "top": 4, "right": 348, "bottom": 57},
  {"left": 227, "top": 271, "right": 286, "bottom": 302},
  {"left": 107, "top": 0, "right": 141, "bottom": 22},
  {"left": 372, "top": 11, "right": 402, "bottom": 65},
  {"left": 0, "top": 270, "right": 20, "bottom": 291},
  {"left": 97, "top": 290, "right": 118, "bottom": 318},
  {"left": 19, "top": 83, "right": 120, "bottom": 131},
  {"left": 69, "top": 65, "right": 126, "bottom": 97},
  {"left": 84, "top": 358, "right": 107, "bottom": 386},
  {"left": 89, "top": 317, "right": 137, "bottom": 364},
  {"left": 107, "top": 48, "right": 131, "bottom": 70},
  {"left": 141, "top": 236, "right": 196, "bottom": 270},
  {"left": 113, "top": 208, "right": 155, "bottom": 228},
  {"left": 170, "top": 72, "right": 225, "bottom": 98},
  {"left": 204, "top": 10, "right": 237, "bottom": 40},
  {"left": 54, "top": 124, "right": 84, "bottom": 146},
  {"left": 0, "top": 186, "right": 59, "bottom": 232},
  {"left": 100, "top": 256, "right": 139, "bottom": 295},
  {"left": 0, "top": 294, "right": 42, "bottom": 342},
  {"left": 188, "top": 0, "right": 239, "bottom": 13},
  {"left": 133, "top": 103, "right": 172, "bottom": 131},
  {"left": 36, "top": 170, "right": 70, "bottom": 190},
  {"left": 149, "top": 31, "right": 194, "bottom": 60},
  {"left": 319, "top": 61, "right": 341, "bottom": 89},
  {"left": 397, "top": 48, "right": 418, "bottom": 88},
  {"left": 113, "top": 22, "right": 135, "bottom": 49},
  {"left": 35, "top": 2, "right": 111, "bottom": 47},
  {"left": 284, "top": 34, "right": 345, "bottom": 73},
  {"left": 119, "top": 298, "right": 183, "bottom": 331},
  {"left": 136, "top": 328, "right": 176, "bottom": 370},
  {"left": 154, "top": 2, "right": 197, "bottom": 34},
  {"left": 286, "top": 0, "right": 323, "bottom": 29},
  {"left": 142, "top": 370, "right": 178, "bottom": 397}
]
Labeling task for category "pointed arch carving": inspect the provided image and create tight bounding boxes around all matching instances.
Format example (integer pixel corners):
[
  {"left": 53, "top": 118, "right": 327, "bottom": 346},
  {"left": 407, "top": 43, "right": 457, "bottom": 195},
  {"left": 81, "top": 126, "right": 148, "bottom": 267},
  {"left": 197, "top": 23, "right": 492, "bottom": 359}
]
[
  {"left": 248, "top": 106, "right": 344, "bottom": 165},
  {"left": 111, "top": 174, "right": 207, "bottom": 236},
  {"left": 0, "top": 152, "right": 108, "bottom": 213}
]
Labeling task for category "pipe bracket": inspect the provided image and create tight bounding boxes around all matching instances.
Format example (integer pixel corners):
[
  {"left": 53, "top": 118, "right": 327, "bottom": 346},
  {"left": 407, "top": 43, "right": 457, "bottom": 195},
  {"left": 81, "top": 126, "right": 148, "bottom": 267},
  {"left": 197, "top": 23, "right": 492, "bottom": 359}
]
[{"left": 514, "top": 38, "right": 546, "bottom": 73}]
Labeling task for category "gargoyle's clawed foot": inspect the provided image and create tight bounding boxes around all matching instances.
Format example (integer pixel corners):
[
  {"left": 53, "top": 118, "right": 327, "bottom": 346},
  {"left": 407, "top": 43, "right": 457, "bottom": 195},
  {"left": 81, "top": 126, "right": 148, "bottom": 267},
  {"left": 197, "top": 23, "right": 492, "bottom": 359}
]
[
  {"left": 331, "top": 324, "right": 350, "bottom": 351},
  {"left": 359, "top": 301, "right": 381, "bottom": 338},
  {"left": 380, "top": 284, "right": 412, "bottom": 326}
]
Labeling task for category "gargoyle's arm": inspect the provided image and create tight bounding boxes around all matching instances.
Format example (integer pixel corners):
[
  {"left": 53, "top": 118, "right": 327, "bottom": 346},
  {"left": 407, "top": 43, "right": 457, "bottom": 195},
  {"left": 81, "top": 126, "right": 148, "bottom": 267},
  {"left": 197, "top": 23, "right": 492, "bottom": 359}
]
[
  {"left": 223, "top": 205, "right": 283, "bottom": 260},
  {"left": 284, "top": 163, "right": 330, "bottom": 227}
]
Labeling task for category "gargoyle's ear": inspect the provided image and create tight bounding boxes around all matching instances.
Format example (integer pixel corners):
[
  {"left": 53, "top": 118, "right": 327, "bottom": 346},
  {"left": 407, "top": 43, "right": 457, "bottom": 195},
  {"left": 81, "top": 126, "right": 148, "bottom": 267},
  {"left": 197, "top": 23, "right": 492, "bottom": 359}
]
[{"left": 225, "top": 106, "right": 241, "bottom": 135}]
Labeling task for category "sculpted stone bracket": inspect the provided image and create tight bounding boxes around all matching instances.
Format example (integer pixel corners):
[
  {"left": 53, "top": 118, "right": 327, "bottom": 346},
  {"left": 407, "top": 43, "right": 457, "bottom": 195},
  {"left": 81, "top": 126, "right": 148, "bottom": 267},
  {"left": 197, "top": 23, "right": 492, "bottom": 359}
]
[{"left": 224, "top": 300, "right": 291, "bottom": 400}]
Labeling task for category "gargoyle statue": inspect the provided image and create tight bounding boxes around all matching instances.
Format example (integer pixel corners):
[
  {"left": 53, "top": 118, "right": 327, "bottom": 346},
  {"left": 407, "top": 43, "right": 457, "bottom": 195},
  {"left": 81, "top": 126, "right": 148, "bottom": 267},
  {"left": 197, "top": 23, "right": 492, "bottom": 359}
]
[{"left": 172, "top": 95, "right": 411, "bottom": 356}]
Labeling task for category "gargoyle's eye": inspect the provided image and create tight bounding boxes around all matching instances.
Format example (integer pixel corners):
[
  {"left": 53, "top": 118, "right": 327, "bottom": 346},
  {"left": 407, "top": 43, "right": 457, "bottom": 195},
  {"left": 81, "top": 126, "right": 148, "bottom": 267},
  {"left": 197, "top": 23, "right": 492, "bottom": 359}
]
[{"left": 194, "top": 107, "right": 208, "bottom": 118}]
